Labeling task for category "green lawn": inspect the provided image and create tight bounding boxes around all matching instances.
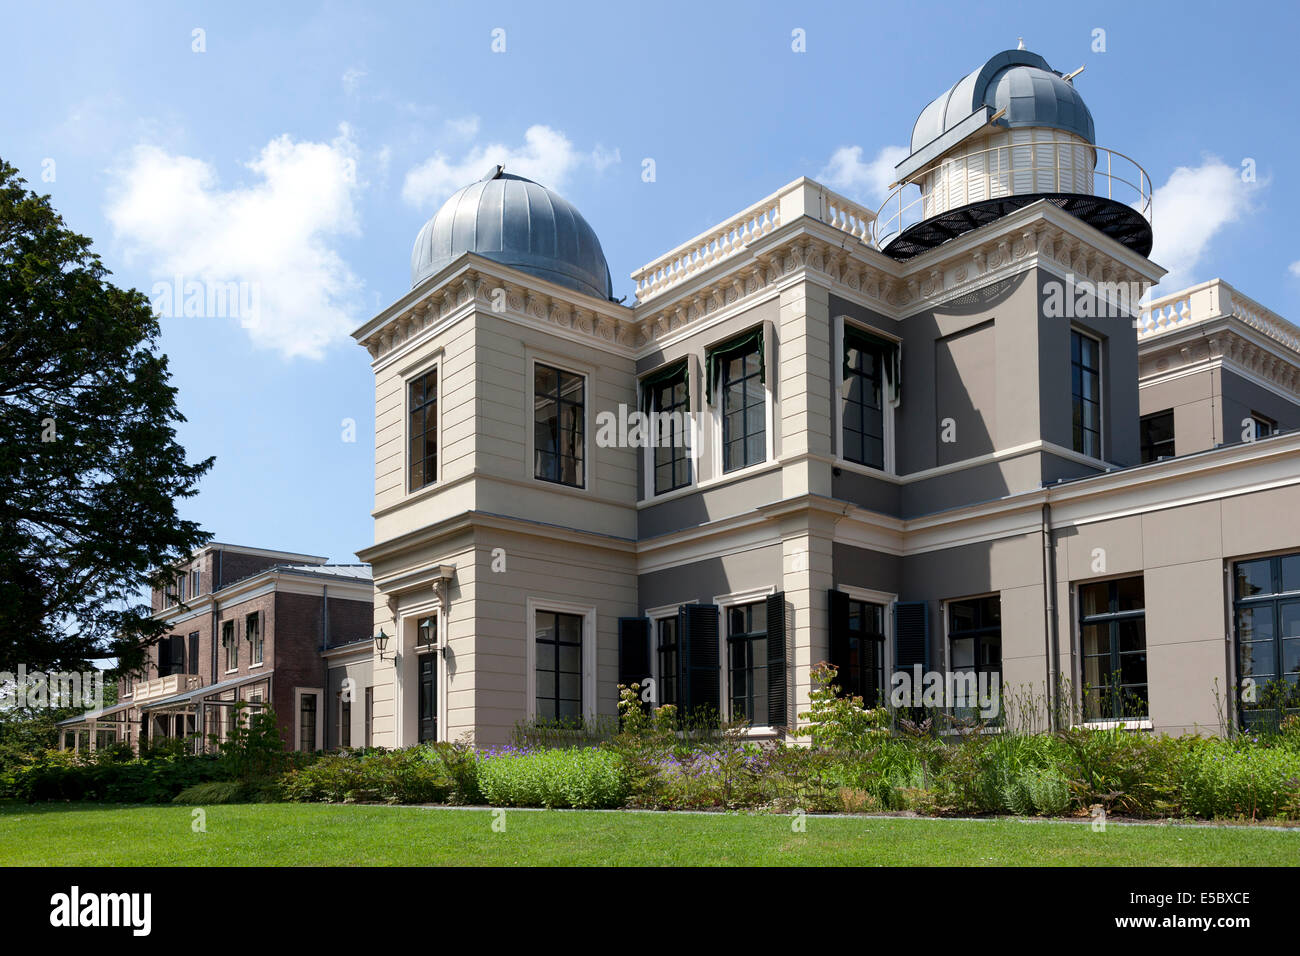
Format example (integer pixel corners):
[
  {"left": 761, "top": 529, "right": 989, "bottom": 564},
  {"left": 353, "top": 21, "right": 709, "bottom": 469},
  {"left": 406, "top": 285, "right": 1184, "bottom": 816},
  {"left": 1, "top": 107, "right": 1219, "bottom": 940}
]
[{"left": 1, "top": 803, "right": 1296, "bottom": 865}]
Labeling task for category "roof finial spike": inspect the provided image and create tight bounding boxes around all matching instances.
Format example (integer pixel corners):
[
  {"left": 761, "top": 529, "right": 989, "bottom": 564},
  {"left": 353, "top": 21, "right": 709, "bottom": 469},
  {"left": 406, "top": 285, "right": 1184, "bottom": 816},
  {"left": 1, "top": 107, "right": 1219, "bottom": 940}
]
[{"left": 1017, "top": 36, "right": 1025, "bottom": 50}]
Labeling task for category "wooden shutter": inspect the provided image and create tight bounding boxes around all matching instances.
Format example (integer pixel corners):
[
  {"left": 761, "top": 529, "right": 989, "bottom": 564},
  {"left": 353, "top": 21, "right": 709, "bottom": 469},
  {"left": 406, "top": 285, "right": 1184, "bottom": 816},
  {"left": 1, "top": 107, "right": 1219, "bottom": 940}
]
[
  {"left": 679, "top": 604, "right": 720, "bottom": 717},
  {"left": 617, "top": 617, "right": 651, "bottom": 693},
  {"left": 766, "top": 592, "right": 788, "bottom": 727},
  {"left": 893, "top": 601, "right": 930, "bottom": 673},
  {"left": 188, "top": 633, "right": 200, "bottom": 676},
  {"left": 828, "top": 588, "right": 851, "bottom": 686}
]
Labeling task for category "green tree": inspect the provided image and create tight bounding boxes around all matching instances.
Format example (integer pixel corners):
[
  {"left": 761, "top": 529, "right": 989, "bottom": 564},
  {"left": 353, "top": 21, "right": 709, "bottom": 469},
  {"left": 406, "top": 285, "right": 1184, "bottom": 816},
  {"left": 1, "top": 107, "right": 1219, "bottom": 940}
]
[{"left": 0, "top": 159, "right": 213, "bottom": 674}]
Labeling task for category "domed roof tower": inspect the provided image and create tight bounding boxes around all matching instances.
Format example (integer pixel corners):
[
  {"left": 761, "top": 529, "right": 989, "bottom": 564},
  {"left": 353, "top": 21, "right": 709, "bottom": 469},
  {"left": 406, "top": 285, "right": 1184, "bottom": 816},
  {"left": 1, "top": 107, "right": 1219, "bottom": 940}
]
[
  {"left": 876, "top": 47, "right": 1152, "bottom": 260},
  {"left": 410, "top": 165, "right": 614, "bottom": 300}
]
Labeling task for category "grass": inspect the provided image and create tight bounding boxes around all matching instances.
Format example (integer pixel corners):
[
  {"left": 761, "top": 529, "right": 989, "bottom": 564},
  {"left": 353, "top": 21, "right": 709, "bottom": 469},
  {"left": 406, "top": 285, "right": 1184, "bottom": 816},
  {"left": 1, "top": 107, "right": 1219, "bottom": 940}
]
[{"left": 0, "top": 802, "right": 1296, "bottom": 865}]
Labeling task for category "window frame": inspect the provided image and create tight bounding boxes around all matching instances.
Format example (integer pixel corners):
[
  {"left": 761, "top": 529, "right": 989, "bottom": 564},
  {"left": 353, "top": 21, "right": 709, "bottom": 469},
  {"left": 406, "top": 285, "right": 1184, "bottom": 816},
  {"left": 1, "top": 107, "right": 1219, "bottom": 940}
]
[
  {"left": 715, "top": 335, "right": 768, "bottom": 475},
  {"left": 946, "top": 594, "right": 1003, "bottom": 717},
  {"left": 525, "top": 598, "right": 597, "bottom": 723},
  {"left": 530, "top": 358, "right": 588, "bottom": 489},
  {"left": 1139, "top": 408, "right": 1175, "bottom": 463},
  {"left": 1232, "top": 553, "right": 1300, "bottom": 729},
  {"left": 641, "top": 360, "right": 694, "bottom": 497},
  {"left": 714, "top": 585, "right": 777, "bottom": 728},
  {"left": 406, "top": 363, "right": 440, "bottom": 494},
  {"left": 294, "top": 687, "right": 323, "bottom": 753},
  {"left": 833, "top": 317, "right": 898, "bottom": 475},
  {"left": 246, "top": 612, "right": 263, "bottom": 667},
  {"left": 1077, "top": 576, "right": 1149, "bottom": 723},
  {"left": 1070, "top": 328, "right": 1104, "bottom": 460},
  {"left": 646, "top": 602, "right": 692, "bottom": 709},
  {"left": 222, "top": 619, "right": 237, "bottom": 673}
]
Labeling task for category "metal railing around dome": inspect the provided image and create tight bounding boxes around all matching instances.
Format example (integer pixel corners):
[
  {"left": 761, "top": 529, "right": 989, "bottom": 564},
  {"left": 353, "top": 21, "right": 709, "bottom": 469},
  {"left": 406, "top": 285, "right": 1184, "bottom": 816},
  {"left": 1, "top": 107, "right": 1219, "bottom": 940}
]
[{"left": 872, "top": 143, "right": 1153, "bottom": 250}]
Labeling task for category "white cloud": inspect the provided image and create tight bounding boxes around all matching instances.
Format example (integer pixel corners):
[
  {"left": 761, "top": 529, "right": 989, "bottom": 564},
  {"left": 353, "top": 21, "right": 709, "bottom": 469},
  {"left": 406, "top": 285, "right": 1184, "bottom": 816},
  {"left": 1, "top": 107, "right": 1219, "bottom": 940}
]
[
  {"left": 342, "top": 67, "right": 366, "bottom": 96},
  {"left": 1147, "top": 158, "right": 1261, "bottom": 290},
  {"left": 817, "top": 144, "right": 909, "bottom": 205},
  {"left": 1288, "top": 260, "right": 1300, "bottom": 278},
  {"left": 401, "top": 124, "right": 619, "bottom": 208},
  {"left": 106, "top": 125, "right": 365, "bottom": 360}
]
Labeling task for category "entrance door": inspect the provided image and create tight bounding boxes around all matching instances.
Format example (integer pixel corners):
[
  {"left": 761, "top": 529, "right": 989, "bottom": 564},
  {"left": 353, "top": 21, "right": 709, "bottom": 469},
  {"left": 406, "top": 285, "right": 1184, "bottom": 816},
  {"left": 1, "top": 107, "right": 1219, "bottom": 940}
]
[{"left": 418, "top": 653, "right": 437, "bottom": 742}]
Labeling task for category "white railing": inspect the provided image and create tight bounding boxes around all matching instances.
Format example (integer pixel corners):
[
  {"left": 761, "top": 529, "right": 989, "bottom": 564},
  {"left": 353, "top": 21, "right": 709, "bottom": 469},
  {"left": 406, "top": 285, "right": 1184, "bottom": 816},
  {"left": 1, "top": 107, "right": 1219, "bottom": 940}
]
[
  {"left": 631, "top": 178, "right": 876, "bottom": 303},
  {"left": 129, "top": 673, "right": 203, "bottom": 704},
  {"left": 873, "top": 143, "right": 1152, "bottom": 250},
  {"left": 1137, "top": 278, "right": 1300, "bottom": 352}
]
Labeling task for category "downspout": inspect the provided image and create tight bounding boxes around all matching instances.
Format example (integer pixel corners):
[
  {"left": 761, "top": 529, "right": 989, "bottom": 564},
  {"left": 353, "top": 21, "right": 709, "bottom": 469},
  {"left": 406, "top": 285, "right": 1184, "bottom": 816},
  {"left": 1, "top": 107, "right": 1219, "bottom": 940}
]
[
  {"left": 1041, "top": 498, "right": 1060, "bottom": 732},
  {"left": 322, "top": 584, "right": 330, "bottom": 749}
]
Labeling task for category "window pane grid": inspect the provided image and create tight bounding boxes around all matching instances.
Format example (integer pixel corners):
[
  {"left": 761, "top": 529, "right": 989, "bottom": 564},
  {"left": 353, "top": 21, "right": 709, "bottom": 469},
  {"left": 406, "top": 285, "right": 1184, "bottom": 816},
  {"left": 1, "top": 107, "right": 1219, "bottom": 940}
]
[
  {"left": 534, "top": 364, "right": 585, "bottom": 487},
  {"left": 408, "top": 369, "right": 438, "bottom": 492}
]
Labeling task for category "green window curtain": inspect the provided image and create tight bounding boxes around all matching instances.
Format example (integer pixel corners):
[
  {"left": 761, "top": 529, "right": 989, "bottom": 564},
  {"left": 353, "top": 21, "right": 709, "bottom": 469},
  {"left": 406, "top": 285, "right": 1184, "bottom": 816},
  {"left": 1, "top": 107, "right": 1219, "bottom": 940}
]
[
  {"left": 639, "top": 360, "right": 689, "bottom": 414},
  {"left": 844, "top": 324, "right": 901, "bottom": 403},
  {"left": 705, "top": 327, "right": 765, "bottom": 406}
]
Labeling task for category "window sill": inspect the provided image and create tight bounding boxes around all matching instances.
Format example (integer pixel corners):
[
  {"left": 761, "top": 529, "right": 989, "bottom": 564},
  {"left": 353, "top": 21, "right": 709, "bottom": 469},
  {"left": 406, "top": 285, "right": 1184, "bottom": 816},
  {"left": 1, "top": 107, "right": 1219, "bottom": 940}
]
[
  {"left": 637, "top": 459, "right": 780, "bottom": 508},
  {"left": 1080, "top": 718, "right": 1152, "bottom": 731}
]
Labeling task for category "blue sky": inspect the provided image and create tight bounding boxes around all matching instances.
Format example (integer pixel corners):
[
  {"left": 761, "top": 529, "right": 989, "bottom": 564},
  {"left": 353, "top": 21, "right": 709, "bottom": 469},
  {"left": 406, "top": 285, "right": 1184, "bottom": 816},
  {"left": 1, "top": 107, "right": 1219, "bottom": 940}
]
[{"left": 4, "top": 0, "right": 1298, "bottom": 565}]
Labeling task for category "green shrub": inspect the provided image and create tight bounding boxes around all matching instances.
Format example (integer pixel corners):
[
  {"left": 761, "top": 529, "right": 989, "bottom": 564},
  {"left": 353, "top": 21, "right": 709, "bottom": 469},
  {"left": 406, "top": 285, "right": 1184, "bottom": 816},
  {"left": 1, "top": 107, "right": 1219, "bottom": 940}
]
[
  {"left": 477, "top": 748, "right": 628, "bottom": 809},
  {"left": 172, "top": 779, "right": 282, "bottom": 804},
  {"left": 280, "top": 748, "right": 453, "bottom": 804},
  {"left": 10, "top": 751, "right": 224, "bottom": 803},
  {"left": 1179, "top": 740, "right": 1300, "bottom": 819}
]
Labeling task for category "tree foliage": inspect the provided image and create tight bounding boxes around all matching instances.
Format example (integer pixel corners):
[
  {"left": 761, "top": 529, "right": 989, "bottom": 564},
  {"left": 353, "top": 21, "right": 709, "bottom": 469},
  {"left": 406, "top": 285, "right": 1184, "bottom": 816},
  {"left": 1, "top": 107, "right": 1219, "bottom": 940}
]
[{"left": 0, "top": 159, "right": 212, "bottom": 673}]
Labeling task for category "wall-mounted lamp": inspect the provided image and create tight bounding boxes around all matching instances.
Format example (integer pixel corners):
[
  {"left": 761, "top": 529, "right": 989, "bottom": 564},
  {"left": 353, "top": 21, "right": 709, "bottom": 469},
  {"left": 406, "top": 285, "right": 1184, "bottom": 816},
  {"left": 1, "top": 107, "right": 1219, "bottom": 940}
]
[{"left": 374, "top": 628, "right": 392, "bottom": 661}]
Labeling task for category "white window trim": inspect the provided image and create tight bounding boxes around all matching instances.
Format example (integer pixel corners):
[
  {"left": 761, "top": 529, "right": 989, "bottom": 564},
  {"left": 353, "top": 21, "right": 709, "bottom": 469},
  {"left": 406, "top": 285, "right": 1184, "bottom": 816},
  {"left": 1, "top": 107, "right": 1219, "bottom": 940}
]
[
  {"left": 293, "top": 687, "right": 324, "bottom": 752},
  {"left": 709, "top": 326, "right": 775, "bottom": 481},
  {"left": 395, "top": 602, "right": 447, "bottom": 746},
  {"left": 1070, "top": 327, "right": 1105, "bottom": 462},
  {"left": 525, "top": 597, "right": 597, "bottom": 723},
  {"left": 832, "top": 316, "right": 899, "bottom": 476},
  {"left": 525, "top": 348, "right": 594, "bottom": 494},
  {"left": 645, "top": 601, "right": 695, "bottom": 708},
  {"left": 402, "top": 352, "right": 443, "bottom": 497},
  {"left": 639, "top": 361, "right": 698, "bottom": 501},
  {"left": 714, "top": 586, "right": 777, "bottom": 727},
  {"left": 836, "top": 584, "right": 897, "bottom": 682}
]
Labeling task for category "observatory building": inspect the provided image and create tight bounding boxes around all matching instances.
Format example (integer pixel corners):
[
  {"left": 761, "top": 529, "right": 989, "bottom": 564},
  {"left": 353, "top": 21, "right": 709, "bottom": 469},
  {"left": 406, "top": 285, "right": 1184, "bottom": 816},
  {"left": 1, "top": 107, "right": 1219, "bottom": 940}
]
[{"left": 346, "top": 46, "right": 1300, "bottom": 747}]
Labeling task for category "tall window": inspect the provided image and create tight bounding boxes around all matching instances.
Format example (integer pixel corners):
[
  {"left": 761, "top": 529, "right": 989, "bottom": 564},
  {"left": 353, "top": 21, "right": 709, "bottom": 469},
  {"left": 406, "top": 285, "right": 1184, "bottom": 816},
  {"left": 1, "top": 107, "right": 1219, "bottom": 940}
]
[
  {"left": 299, "top": 693, "right": 318, "bottom": 752},
  {"left": 222, "top": 620, "right": 237, "bottom": 671},
  {"left": 246, "top": 612, "right": 263, "bottom": 665},
  {"left": 948, "top": 596, "right": 1002, "bottom": 715},
  {"left": 842, "top": 329, "right": 886, "bottom": 469},
  {"left": 1139, "top": 409, "right": 1174, "bottom": 462},
  {"left": 535, "top": 611, "right": 583, "bottom": 720},
  {"left": 418, "top": 654, "right": 437, "bottom": 742},
  {"left": 842, "top": 599, "right": 886, "bottom": 706},
  {"left": 190, "top": 568, "right": 200, "bottom": 597},
  {"left": 646, "top": 363, "right": 692, "bottom": 494},
  {"left": 534, "top": 364, "right": 585, "bottom": 487},
  {"left": 656, "top": 616, "right": 679, "bottom": 707},
  {"left": 408, "top": 368, "right": 438, "bottom": 491},
  {"left": 719, "top": 338, "right": 766, "bottom": 473},
  {"left": 1233, "top": 554, "right": 1300, "bottom": 729},
  {"left": 339, "top": 694, "right": 352, "bottom": 748},
  {"left": 1071, "top": 330, "right": 1101, "bottom": 458},
  {"left": 1078, "top": 577, "right": 1148, "bottom": 721},
  {"left": 727, "top": 602, "right": 767, "bottom": 722}
]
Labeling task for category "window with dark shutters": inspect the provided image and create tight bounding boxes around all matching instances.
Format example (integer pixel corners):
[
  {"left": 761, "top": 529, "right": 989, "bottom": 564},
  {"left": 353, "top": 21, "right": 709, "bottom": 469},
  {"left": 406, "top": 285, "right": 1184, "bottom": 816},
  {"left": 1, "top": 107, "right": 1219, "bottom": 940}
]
[
  {"left": 617, "top": 617, "right": 652, "bottom": 703},
  {"left": 679, "top": 603, "right": 720, "bottom": 719},
  {"left": 188, "top": 633, "right": 200, "bottom": 676},
  {"left": 765, "top": 591, "right": 787, "bottom": 727}
]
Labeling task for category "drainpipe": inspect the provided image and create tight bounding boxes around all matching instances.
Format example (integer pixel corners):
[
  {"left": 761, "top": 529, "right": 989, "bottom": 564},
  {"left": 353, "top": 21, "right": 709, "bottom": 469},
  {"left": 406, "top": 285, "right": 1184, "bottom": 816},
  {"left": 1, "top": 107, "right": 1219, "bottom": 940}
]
[
  {"left": 322, "top": 584, "right": 330, "bottom": 749},
  {"left": 1041, "top": 499, "right": 1060, "bottom": 732}
]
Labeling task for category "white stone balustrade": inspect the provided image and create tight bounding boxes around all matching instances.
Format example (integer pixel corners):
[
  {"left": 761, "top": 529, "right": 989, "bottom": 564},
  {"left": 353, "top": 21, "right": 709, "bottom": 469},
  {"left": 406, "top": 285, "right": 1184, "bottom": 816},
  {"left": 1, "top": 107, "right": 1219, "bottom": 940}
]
[
  {"left": 1137, "top": 279, "right": 1300, "bottom": 353},
  {"left": 630, "top": 178, "right": 876, "bottom": 303}
]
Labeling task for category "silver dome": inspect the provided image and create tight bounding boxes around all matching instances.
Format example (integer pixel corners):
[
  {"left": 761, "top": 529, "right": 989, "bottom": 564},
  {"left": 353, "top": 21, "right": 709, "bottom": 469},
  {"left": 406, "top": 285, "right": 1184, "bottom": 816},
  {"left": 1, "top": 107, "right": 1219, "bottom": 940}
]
[
  {"left": 410, "top": 166, "right": 613, "bottom": 300},
  {"left": 909, "top": 50, "right": 1095, "bottom": 155}
]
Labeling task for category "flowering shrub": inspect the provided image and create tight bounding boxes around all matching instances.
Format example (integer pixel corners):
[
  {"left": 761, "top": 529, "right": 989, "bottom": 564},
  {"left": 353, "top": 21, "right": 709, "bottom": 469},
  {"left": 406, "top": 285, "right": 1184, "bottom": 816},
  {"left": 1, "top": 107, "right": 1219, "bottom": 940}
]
[{"left": 1179, "top": 739, "right": 1300, "bottom": 819}]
